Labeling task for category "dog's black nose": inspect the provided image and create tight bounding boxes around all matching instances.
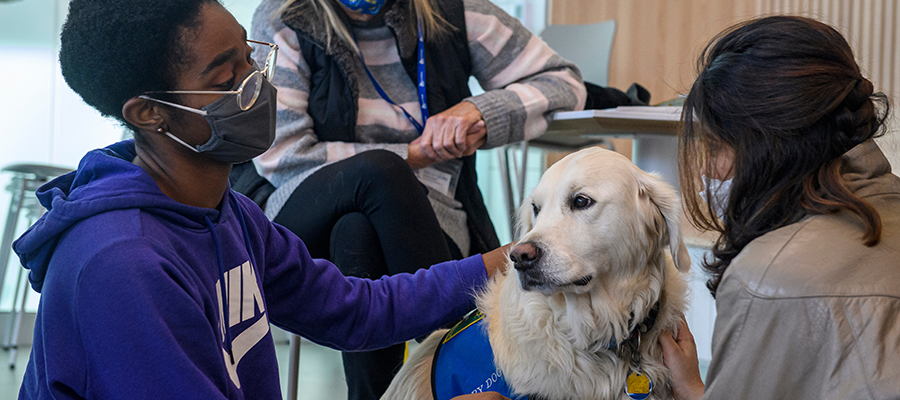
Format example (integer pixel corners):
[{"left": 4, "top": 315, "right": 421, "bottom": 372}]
[{"left": 510, "top": 242, "right": 542, "bottom": 271}]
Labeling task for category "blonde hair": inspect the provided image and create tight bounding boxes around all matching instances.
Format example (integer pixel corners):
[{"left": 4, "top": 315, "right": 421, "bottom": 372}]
[{"left": 276, "top": 0, "right": 452, "bottom": 53}]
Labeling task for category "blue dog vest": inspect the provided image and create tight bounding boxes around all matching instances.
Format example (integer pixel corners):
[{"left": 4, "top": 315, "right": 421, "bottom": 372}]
[
  {"left": 431, "top": 304, "right": 662, "bottom": 400},
  {"left": 431, "top": 310, "right": 529, "bottom": 400}
]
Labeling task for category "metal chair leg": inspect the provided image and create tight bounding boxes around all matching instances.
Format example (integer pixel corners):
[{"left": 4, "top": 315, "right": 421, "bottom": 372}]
[
  {"left": 2, "top": 264, "right": 23, "bottom": 351},
  {"left": 8, "top": 270, "right": 28, "bottom": 368},
  {"left": 286, "top": 334, "right": 301, "bottom": 400},
  {"left": 516, "top": 141, "right": 529, "bottom": 206},
  {"left": 0, "top": 177, "right": 25, "bottom": 317},
  {"left": 497, "top": 148, "right": 516, "bottom": 240}
]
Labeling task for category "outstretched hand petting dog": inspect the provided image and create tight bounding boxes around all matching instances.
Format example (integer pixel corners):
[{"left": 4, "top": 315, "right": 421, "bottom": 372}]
[
  {"left": 481, "top": 242, "right": 515, "bottom": 278},
  {"left": 659, "top": 316, "right": 706, "bottom": 400}
]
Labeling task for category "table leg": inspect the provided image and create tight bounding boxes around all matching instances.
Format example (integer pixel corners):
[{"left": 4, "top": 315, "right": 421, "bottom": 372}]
[{"left": 631, "top": 134, "right": 680, "bottom": 192}]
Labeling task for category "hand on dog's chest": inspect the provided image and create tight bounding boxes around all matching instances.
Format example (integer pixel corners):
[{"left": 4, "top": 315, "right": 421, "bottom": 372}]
[{"left": 624, "top": 371, "right": 653, "bottom": 400}]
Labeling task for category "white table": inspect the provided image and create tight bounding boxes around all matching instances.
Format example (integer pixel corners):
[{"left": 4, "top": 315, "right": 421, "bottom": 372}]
[
  {"left": 498, "top": 106, "right": 685, "bottom": 235},
  {"left": 541, "top": 106, "right": 683, "bottom": 190}
]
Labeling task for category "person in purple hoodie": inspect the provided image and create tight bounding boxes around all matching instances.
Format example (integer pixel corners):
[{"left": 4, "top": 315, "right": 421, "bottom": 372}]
[{"left": 11, "top": 0, "right": 511, "bottom": 399}]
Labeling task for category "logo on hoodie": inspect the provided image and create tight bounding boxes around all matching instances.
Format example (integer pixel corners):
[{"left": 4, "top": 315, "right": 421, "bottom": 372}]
[{"left": 216, "top": 260, "right": 269, "bottom": 388}]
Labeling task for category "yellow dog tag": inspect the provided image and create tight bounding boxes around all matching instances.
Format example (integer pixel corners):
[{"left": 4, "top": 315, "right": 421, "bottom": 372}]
[{"left": 624, "top": 371, "right": 652, "bottom": 400}]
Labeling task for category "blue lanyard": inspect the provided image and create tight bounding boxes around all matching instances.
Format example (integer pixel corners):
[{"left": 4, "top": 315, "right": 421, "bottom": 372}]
[{"left": 354, "top": 18, "right": 429, "bottom": 134}]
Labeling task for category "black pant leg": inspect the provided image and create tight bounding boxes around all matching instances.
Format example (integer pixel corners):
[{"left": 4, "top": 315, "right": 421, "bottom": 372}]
[
  {"left": 340, "top": 345, "right": 406, "bottom": 400},
  {"left": 329, "top": 212, "right": 388, "bottom": 278},
  {"left": 273, "top": 150, "right": 453, "bottom": 271},
  {"left": 330, "top": 213, "right": 405, "bottom": 400}
]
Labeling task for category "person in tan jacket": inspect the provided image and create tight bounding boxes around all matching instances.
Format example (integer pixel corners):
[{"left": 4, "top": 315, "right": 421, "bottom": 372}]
[{"left": 659, "top": 16, "right": 900, "bottom": 400}]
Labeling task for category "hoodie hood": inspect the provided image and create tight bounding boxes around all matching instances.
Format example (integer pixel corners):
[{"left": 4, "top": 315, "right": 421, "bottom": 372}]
[{"left": 13, "top": 140, "right": 224, "bottom": 292}]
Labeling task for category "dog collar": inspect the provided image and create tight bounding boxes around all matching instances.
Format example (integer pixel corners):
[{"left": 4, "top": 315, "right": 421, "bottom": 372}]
[
  {"left": 615, "top": 302, "right": 660, "bottom": 400},
  {"left": 598, "top": 301, "right": 661, "bottom": 351}
]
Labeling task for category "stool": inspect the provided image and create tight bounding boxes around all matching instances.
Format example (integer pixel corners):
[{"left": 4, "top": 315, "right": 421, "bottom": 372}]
[{"left": 0, "top": 163, "right": 72, "bottom": 368}]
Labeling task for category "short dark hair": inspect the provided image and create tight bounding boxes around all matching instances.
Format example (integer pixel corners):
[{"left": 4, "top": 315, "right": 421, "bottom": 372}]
[
  {"left": 59, "top": 0, "right": 220, "bottom": 132},
  {"left": 678, "top": 16, "right": 891, "bottom": 297}
]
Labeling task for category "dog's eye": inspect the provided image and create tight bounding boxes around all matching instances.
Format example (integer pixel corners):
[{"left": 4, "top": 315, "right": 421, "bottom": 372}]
[
  {"left": 570, "top": 195, "right": 594, "bottom": 210},
  {"left": 532, "top": 203, "right": 541, "bottom": 217}
]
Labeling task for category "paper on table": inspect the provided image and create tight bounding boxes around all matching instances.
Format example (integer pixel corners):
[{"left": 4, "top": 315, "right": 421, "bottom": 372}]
[{"left": 553, "top": 106, "right": 683, "bottom": 122}]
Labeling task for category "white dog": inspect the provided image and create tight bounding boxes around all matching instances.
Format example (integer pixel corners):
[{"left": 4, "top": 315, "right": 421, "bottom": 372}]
[{"left": 383, "top": 147, "right": 691, "bottom": 400}]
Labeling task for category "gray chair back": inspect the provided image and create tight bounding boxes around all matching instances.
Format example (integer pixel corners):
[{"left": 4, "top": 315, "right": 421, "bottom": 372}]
[{"left": 540, "top": 19, "right": 616, "bottom": 86}]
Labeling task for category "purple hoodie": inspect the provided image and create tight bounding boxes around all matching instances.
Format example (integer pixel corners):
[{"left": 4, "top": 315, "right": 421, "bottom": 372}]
[{"left": 13, "top": 140, "right": 488, "bottom": 399}]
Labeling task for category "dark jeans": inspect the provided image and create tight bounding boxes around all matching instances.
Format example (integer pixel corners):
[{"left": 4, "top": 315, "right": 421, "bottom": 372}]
[{"left": 273, "top": 150, "right": 454, "bottom": 400}]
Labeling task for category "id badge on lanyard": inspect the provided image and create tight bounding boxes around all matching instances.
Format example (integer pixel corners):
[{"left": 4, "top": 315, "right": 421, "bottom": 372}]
[{"left": 354, "top": 18, "right": 429, "bottom": 134}]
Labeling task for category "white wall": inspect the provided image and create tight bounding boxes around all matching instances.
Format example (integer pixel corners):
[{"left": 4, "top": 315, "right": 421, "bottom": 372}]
[{"left": 685, "top": 245, "right": 716, "bottom": 377}]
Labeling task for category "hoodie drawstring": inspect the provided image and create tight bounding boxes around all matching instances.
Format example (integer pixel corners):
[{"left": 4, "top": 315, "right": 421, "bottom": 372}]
[
  {"left": 204, "top": 215, "right": 235, "bottom": 365},
  {"left": 230, "top": 193, "right": 257, "bottom": 268}
]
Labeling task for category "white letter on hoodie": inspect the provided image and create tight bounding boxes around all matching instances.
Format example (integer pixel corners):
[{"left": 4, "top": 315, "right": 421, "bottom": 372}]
[{"left": 217, "top": 261, "right": 270, "bottom": 388}]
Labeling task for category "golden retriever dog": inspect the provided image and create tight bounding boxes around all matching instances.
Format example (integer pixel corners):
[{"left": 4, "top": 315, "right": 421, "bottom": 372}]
[{"left": 382, "top": 147, "right": 691, "bottom": 400}]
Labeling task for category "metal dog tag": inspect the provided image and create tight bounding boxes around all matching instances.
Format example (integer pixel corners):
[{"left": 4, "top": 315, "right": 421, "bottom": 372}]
[{"left": 624, "top": 371, "right": 653, "bottom": 400}]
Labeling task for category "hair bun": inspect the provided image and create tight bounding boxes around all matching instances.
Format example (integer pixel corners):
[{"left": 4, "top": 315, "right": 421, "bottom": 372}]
[
  {"left": 833, "top": 78, "right": 876, "bottom": 147},
  {"left": 844, "top": 78, "right": 874, "bottom": 112}
]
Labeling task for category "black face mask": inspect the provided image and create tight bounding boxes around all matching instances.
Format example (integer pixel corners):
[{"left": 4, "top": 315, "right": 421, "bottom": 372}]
[{"left": 193, "top": 71, "right": 277, "bottom": 164}]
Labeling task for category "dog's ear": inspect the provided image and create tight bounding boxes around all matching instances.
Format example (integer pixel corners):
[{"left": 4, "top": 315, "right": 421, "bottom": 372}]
[
  {"left": 514, "top": 194, "right": 534, "bottom": 239},
  {"left": 638, "top": 173, "right": 692, "bottom": 272}
]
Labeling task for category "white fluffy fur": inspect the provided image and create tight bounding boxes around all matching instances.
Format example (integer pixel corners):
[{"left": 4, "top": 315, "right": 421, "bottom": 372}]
[{"left": 383, "top": 148, "right": 691, "bottom": 400}]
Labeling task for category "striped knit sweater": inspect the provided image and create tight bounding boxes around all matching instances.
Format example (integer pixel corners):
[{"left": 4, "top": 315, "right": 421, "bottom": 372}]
[{"left": 250, "top": 0, "right": 586, "bottom": 254}]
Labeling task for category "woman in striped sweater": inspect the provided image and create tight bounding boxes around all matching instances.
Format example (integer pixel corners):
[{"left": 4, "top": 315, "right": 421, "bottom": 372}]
[{"left": 246, "top": 0, "right": 585, "bottom": 398}]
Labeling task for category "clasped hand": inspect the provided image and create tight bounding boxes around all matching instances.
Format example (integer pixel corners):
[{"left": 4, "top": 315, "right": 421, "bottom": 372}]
[{"left": 408, "top": 101, "right": 486, "bottom": 169}]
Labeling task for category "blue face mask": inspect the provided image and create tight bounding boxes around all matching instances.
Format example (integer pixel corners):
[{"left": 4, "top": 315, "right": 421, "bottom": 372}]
[{"left": 337, "top": 0, "right": 386, "bottom": 15}]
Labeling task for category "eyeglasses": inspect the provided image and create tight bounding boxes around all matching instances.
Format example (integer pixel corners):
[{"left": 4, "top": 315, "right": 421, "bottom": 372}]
[{"left": 139, "top": 40, "right": 278, "bottom": 115}]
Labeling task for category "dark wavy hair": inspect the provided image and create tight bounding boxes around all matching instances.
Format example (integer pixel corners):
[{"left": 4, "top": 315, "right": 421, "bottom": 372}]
[
  {"left": 59, "top": 0, "right": 220, "bottom": 134},
  {"left": 679, "top": 16, "right": 890, "bottom": 297}
]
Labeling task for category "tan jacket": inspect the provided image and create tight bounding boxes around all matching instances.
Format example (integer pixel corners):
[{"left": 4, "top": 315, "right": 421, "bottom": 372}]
[{"left": 704, "top": 140, "right": 900, "bottom": 400}]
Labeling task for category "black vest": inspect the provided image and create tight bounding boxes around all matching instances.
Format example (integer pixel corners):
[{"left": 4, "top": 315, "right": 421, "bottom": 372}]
[{"left": 236, "top": 0, "right": 500, "bottom": 255}]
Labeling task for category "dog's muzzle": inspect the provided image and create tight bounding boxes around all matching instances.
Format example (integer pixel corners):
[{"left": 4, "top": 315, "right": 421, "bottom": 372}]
[
  {"left": 510, "top": 242, "right": 547, "bottom": 290},
  {"left": 510, "top": 242, "right": 542, "bottom": 271},
  {"left": 510, "top": 242, "right": 594, "bottom": 291}
]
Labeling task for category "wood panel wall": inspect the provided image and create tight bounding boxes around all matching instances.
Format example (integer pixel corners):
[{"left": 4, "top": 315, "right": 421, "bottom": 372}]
[
  {"left": 758, "top": 0, "right": 900, "bottom": 106},
  {"left": 550, "top": 0, "right": 900, "bottom": 106}
]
